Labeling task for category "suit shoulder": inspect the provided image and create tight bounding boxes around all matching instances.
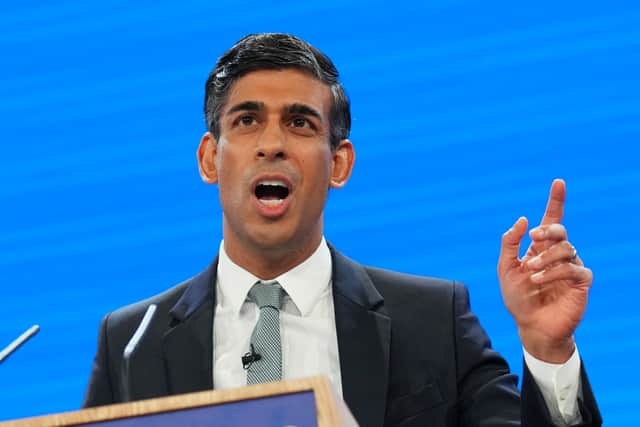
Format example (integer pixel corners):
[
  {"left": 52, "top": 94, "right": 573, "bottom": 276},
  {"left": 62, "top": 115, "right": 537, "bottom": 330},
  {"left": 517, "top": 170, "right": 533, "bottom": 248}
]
[
  {"left": 364, "top": 265, "right": 460, "bottom": 298},
  {"left": 105, "top": 278, "right": 191, "bottom": 331}
]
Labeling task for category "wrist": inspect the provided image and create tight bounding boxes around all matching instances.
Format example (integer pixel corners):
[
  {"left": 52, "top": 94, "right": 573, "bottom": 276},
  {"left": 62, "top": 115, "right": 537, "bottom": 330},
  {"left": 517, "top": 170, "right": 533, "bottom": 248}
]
[{"left": 519, "top": 329, "right": 576, "bottom": 364}]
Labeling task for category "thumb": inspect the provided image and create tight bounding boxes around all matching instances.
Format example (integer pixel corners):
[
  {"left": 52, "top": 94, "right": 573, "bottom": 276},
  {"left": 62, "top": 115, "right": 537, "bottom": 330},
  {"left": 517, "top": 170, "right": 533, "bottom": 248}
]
[{"left": 498, "top": 216, "right": 528, "bottom": 275}]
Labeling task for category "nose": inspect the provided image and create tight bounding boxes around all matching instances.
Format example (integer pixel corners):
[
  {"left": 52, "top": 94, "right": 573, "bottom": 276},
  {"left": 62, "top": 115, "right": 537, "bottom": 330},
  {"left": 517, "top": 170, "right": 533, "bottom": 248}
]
[{"left": 256, "top": 121, "right": 287, "bottom": 160}]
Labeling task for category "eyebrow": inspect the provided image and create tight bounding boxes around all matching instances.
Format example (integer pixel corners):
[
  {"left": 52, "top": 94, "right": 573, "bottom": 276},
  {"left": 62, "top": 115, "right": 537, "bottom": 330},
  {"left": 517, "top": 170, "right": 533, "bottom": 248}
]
[
  {"left": 225, "top": 101, "right": 323, "bottom": 122},
  {"left": 285, "top": 103, "right": 323, "bottom": 122},
  {"left": 225, "top": 101, "right": 264, "bottom": 116}
]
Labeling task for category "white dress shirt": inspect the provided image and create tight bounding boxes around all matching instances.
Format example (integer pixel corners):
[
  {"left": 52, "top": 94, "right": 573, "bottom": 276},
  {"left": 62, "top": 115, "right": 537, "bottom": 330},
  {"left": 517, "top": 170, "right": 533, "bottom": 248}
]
[
  {"left": 524, "top": 346, "right": 582, "bottom": 426},
  {"left": 212, "top": 238, "right": 581, "bottom": 424},
  {"left": 213, "top": 238, "right": 343, "bottom": 395}
]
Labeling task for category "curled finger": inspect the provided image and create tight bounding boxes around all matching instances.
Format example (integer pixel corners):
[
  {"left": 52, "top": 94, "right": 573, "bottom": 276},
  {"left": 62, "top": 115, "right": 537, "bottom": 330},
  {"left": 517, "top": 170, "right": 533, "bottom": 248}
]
[
  {"left": 530, "top": 263, "right": 593, "bottom": 287},
  {"left": 529, "top": 223, "right": 568, "bottom": 242},
  {"left": 526, "top": 240, "right": 580, "bottom": 271}
]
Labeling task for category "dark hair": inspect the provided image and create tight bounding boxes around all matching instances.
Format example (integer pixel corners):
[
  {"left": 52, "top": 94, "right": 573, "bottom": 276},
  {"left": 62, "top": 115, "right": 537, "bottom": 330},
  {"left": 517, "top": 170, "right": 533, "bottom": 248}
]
[{"left": 204, "top": 33, "right": 350, "bottom": 150}]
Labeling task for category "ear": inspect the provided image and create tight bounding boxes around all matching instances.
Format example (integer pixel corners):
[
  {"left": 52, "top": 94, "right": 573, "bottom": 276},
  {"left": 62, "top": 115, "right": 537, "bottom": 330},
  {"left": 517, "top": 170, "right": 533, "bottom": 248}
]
[
  {"left": 329, "top": 139, "right": 355, "bottom": 188},
  {"left": 197, "top": 132, "right": 218, "bottom": 184}
]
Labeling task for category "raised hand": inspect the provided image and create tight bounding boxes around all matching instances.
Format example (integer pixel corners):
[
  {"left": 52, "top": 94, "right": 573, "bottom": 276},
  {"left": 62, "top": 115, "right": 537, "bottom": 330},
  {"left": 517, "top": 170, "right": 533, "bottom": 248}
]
[{"left": 498, "top": 179, "right": 593, "bottom": 363}]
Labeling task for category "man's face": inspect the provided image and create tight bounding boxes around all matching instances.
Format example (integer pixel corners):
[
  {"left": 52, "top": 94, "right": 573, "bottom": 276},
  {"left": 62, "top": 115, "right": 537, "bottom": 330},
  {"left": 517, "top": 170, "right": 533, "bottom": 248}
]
[{"left": 198, "top": 69, "right": 354, "bottom": 267}]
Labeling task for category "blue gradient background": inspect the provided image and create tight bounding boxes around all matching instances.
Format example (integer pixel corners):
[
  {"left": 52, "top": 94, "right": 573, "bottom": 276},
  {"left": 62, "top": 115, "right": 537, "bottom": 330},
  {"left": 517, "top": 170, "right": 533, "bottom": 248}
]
[{"left": 1, "top": 1, "right": 638, "bottom": 425}]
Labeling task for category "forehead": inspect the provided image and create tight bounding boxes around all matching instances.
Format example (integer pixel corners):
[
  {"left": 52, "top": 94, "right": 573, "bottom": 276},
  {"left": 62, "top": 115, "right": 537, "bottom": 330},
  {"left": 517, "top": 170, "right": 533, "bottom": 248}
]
[{"left": 223, "top": 69, "right": 333, "bottom": 118}]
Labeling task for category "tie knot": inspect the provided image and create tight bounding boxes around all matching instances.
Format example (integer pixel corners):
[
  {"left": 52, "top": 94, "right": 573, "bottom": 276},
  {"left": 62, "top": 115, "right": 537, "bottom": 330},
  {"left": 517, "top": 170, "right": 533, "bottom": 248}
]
[{"left": 248, "top": 281, "right": 285, "bottom": 309}]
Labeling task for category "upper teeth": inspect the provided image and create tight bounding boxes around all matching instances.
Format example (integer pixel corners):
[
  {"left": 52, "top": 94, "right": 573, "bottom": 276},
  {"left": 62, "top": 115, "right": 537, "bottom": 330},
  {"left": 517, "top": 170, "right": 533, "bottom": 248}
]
[{"left": 259, "top": 180, "right": 287, "bottom": 188}]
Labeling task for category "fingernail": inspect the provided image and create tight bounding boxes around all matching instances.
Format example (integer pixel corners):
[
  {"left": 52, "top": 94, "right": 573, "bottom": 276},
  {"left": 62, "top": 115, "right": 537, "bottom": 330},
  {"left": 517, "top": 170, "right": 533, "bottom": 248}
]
[
  {"left": 531, "top": 271, "right": 544, "bottom": 282},
  {"left": 530, "top": 228, "right": 544, "bottom": 239},
  {"left": 527, "top": 256, "right": 542, "bottom": 269}
]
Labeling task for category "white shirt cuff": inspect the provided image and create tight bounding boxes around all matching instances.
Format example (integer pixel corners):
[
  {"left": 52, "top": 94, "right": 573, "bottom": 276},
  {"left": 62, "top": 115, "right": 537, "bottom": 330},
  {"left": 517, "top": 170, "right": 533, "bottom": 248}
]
[{"left": 523, "top": 346, "right": 583, "bottom": 426}]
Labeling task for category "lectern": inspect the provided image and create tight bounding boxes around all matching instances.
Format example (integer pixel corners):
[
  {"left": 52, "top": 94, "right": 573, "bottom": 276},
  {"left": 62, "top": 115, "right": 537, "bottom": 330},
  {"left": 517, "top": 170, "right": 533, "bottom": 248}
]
[{"left": 0, "top": 376, "right": 358, "bottom": 427}]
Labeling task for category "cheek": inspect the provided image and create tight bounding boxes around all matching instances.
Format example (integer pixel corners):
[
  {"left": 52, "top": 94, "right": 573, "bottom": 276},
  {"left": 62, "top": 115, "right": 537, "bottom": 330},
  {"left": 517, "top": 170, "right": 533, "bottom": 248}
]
[
  {"left": 303, "top": 147, "right": 333, "bottom": 175},
  {"left": 215, "top": 151, "right": 245, "bottom": 206},
  {"left": 216, "top": 145, "right": 245, "bottom": 184},
  {"left": 304, "top": 157, "right": 333, "bottom": 195}
]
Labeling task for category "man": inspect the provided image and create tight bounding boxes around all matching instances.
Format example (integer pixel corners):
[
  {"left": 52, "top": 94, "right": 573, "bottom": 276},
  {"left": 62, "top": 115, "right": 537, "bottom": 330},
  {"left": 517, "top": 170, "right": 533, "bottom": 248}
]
[{"left": 83, "top": 33, "right": 601, "bottom": 427}]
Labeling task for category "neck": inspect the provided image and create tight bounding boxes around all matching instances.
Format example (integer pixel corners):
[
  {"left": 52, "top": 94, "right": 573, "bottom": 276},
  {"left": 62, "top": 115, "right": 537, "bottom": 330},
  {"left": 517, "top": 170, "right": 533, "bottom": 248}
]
[{"left": 222, "top": 230, "right": 323, "bottom": 280}]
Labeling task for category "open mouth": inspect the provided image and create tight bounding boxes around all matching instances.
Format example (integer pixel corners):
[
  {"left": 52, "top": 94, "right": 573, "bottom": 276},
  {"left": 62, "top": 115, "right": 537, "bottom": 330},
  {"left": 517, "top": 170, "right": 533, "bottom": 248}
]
[{"left": 255, "top": 180, "right": 290, "bottom": 207}]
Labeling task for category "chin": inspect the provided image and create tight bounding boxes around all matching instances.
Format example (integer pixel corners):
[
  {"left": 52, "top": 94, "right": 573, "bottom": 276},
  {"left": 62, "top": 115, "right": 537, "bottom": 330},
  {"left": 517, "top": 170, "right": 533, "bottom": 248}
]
[
  {"left": 247, "top": 226, "right": 317, "bottom": 255},
  {"left": 225, "top": 212, "right": 321, "bottom": 256}
]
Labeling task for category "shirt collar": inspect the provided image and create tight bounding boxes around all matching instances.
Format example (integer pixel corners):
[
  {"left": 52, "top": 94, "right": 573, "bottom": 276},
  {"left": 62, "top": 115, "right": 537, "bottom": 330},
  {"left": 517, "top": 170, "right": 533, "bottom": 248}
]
[{"left": 217, "top": 238, "right": 332, "bottom": 316}]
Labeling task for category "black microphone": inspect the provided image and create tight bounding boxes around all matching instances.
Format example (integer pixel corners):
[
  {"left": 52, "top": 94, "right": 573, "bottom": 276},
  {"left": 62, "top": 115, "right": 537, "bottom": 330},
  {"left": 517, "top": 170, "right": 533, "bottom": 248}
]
[
  {"left": 241, "top": 344, "right": 262, "bottom": 369},
  {"left": 121, "top": 304, "right": 157, "bottom": 402},
  {"left": 0, "top": 325, "right": 40, "bottom": 364}
]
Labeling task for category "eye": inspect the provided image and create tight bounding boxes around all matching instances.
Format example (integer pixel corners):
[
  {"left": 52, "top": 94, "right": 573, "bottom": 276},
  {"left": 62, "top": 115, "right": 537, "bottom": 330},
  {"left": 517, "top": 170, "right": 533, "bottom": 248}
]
[
  {"left": 289, "top": 117, "right": 313, "bottom": 129},
  {"left": 240, "top": 116, "right": 256, "bottom": 126},
  {"left": 238, "top": 115, "right": 257, "bottom": 126}
]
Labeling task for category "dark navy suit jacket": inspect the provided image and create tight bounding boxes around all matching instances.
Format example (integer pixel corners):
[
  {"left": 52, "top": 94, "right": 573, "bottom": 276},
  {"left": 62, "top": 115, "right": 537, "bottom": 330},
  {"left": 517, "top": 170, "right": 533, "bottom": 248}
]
[{"left": 83, "top": 246, "right": 601, "bottom": 427}]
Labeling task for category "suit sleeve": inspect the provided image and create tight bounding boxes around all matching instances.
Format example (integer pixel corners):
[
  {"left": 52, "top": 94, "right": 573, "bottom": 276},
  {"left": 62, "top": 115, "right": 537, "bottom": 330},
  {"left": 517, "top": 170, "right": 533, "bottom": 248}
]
[
  {"left": 452, "top": 281, "right": 521, "bottom": 426},
  {"left": 521, "top": 358, "right": 602, "bottom": 427},
  {"left": 453, "top": 281, "right": 602, "bottom": 427},
  {"left": 82, "top": 313, "right": 115, "bottom": 408}
]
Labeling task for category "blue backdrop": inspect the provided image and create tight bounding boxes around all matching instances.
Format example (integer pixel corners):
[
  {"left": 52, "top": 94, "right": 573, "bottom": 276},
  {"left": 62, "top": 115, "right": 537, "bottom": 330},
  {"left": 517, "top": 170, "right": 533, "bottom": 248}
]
[{"left": 1, "top": 1, "right": 638, "bottom": 425}]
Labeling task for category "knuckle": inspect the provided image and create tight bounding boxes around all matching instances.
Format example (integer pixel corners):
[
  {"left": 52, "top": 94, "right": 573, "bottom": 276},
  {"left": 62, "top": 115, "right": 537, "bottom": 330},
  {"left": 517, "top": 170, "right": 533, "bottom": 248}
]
[
  {"left": 571, "top": 265, "right": 583, "bottom": 278},
  {"left": 561, "top": 263, "right": 574, "bottom": 274},
  {"left": 584, "top": 267, "right": 594, "bottom": 281},
  {"left": 551, "top": 263, "right": 572, "bottom": 278},
  {"left": 551, "top": 223, "right": 566, "bottom": 236}
]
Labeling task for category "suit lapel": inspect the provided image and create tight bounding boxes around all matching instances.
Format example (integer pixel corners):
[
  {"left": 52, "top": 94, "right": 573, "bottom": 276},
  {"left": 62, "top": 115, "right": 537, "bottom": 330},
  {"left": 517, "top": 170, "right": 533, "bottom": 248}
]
[
  {"left": 163, "top": 260, "right": 218, "bottom": 395},
  {"left": 159, "top": 248, "right": 392, "bottom": 427},
  {"left": 330, "top": 247, "right": 390, "bottom": 427}
]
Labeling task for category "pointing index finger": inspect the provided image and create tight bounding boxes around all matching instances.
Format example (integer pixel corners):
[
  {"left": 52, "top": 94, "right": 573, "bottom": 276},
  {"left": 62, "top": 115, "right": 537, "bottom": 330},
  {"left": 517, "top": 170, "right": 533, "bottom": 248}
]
[{"left": 540, "top": 179, "right": 566, "bottom": 225}]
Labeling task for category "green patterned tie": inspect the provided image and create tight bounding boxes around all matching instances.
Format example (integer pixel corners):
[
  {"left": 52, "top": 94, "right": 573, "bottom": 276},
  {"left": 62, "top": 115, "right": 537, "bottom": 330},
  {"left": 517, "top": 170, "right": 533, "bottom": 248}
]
[{"left": 246, "top": 280, "right": 285, "bottom": 385}]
